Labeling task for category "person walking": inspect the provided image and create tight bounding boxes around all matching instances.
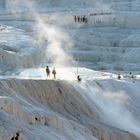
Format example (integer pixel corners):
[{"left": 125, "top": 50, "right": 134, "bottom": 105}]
[
  {"left": 83, "top": 16, "right": 86, "bottom": 23},
  {"left": 46, "top": 66, "right": 50, "bottom": 78},
  {"left": 74, "top": 15, "right": 77, "bottom": 22},
  {"left": 77, "top": 16, "right": 80, "bottom": 23},
  {"left": 52, "top": 67, "right": 56, "bottom": 79}
]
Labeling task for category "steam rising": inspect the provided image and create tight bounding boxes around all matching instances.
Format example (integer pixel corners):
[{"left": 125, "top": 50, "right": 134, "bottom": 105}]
[
  {"left": 74, "top": 80, "right": 140, "bottom": 138},
  {"left": 9, "top": 0, "right": 74, "bottom": 67},
  {"left": 35, "top": 19, "right": 74, "bottom": 66}
]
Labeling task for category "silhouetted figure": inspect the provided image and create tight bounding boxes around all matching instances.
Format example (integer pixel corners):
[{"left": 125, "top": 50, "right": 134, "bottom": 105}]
[
  {"left": 15, "top": 132, "right": 20, "bottom": 140},
  {"left": 11, "top": 137, "right": 14, "bottom": 140},
  {"left": 52, "top": 67, "right": 56, "bottom": 79},
  {"left": 77, "top": 16, "right": 80, "bottom": 22},
  {"left": 129, "top": 72, "right": 134, "bottom": 78},
  {"left": 11, "top": 132, "right": 20, "bottom": 140},
  {"left": 46, "top": 66, "right": 50, "bottom": 77},
  {"left": 74, "top": 15, "right": 77, "bottom": 22},
  {"left": 83, "top": 16, "right": 86, "bottom": 23},
  {"left": 118, "top": 74, "right": 121, "bottom": 79},
  {"left": 77, "top": 75, "right": 82, "bottom": 82}
]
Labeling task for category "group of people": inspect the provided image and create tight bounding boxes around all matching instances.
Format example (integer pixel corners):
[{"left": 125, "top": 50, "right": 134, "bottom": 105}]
[
  {"left": 46, "top": 66, "right": 82, "bottom": 82},
  {"left": 46, "top": 66, "right": 56, "bottom": 79},
  {"left": 117, "top": 72, "right": 135, "bottom": 80},
  {"left": 46, "top": 66, "right": 136, "bottom": 81},
  {"left": 74, "top": 15, "right": 88, "bottom": 23}
]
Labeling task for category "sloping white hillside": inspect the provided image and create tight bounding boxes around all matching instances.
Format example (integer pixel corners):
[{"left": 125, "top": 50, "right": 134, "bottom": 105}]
[
  {"left": 0, "top": 77, "right": 140, "bottom": 140},
  {"left": 0, "top": 0, "right": 140, "bottom": 140},
  {"left": 0, "top": 25, "right": 45, "bottom": 74}
]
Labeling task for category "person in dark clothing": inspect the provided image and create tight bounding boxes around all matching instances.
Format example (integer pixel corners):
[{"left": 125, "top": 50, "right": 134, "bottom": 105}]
[
  {"left": 83, "top": 16, "right": 86, "bottom": 23},
  {"left": 52, "top": 67, "right": 56, "bottom": 79},
  {"left": 11, "top": 132, "right": 20, "bottom": 140},
  {"left": 15, "top": 132, "right": 20, "bottom": 140},
  {"left": 77, "top": 16, "right": 80, "bottom": 22},
  {"left": 46, "top": 66, "right": 50, "bottom": 77},
  {"left": 74, "top": 15, "right": 77, "bottom": 22},
  {"left": 77, "top": 75, "right": 82, "bottom": 82},
  {"left": 118, "top": 74, "right": 121, "bottom": 79}
]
